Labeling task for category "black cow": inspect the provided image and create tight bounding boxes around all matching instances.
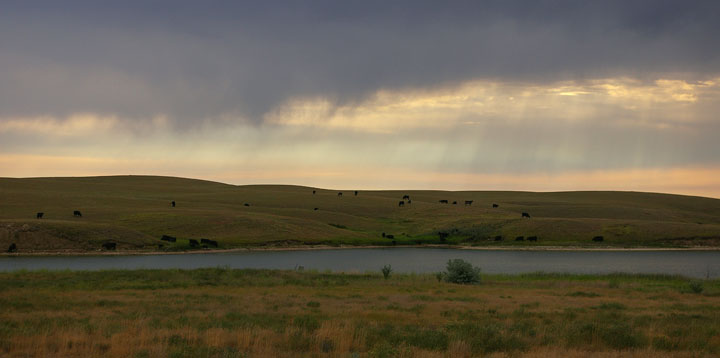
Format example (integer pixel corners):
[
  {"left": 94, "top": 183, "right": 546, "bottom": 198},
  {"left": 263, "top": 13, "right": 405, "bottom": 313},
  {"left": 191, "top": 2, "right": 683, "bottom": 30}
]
[
  {"left": 593, "top": 236, "right": 604, "bottom": 242},
  {"left": 338, "top": 192, "right": 343, "bottom": 196},
  {"left": 452, "top": 201, "right": 458, "bottom": 205},
  {"left": 522, "top": 212, "right": 531, "bottom": 218},
  {"left": 354, "top": 191, "right": 358, "bottom": 196},
  {"left": 464, "top": 200, "right": 473, "bottom": 206},
  {"left": 494, "top": 235, "right": 503, "bottom": 241},
  {"left": 492, "top": 204, "right": 499, "bottom": 208},
  {"left": 244, "top": 203, "right": 250, "bottom": 207},
  {"left": 402, "top": 195, "right": 410, "bottom": 200},
  {"left": 205, "top": 239, "right": 218, "bottom": 247},
  {"left": 73, "top": 210, "right": 82, "bottom": 217},
  {"left": 36, "top": 212, "right": 44, "bottom": 219},
  {"left": 7, "top": 243, "right": 17, "bottom": 253},
  {"left": 161, "top": 235, "right": 177, "bottom": 242},
  {"left": 515, "top": 236, "right": 524, "bottom": 241},
  {"left": 398, "top": 201, "right": 405, "bottom": 207},
  {"left": 189, "top": 239, "right": 199, "bottom": 247},
  {"left": 386, "top": 234, "right": 395, "bottom": 239},
  {"left": 201, "top": 238, "right": 210, "bottom": 244},
  {"left": 438, "top": 200, "right": 447, "bottom": 204},
  {"left": 102, "top": 242, "right": 117, "bottom": 250},
  {"left": 527, "top": 236, "right": 538, "bottom": 242},
  {"left": 312, "top": 190, "right": 316, "bottom": 194},
  {"left": 171, "top": 201, "right": 176, "bottom": 207},
  {"left": 314, "top": 207, "right": 319, "bottom": 211}
]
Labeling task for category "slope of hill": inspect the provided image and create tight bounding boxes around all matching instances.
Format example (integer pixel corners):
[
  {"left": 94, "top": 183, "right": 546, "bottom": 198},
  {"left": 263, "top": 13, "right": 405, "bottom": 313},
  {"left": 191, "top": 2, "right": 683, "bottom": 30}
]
[{"left": 1, "top": 176, "right": 720, "bottom": 252}]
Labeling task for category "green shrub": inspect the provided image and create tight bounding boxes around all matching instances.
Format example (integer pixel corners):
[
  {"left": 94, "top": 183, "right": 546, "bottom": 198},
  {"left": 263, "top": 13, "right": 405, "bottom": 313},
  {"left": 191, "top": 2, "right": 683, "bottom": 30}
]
[
  {"left": 689, "top": 281, "right": 704, "bottom": 294},
  {"left": 443, "top": 259, "right": 481, "bottom": 284},
  {"left": 381, "top": 265, "right": 392, "bottom": 280}
]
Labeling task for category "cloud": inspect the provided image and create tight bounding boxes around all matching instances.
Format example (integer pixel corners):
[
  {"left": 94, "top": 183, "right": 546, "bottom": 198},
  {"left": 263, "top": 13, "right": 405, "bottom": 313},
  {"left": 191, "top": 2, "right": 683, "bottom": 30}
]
[{"left": 1, "top": 0, "right": 719, "bottom": 126}]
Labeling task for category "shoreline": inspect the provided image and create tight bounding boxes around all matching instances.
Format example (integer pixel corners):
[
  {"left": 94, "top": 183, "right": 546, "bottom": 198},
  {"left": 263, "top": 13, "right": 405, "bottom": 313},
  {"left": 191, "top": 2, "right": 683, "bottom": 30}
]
[{"left": 3, "top": 244, "right": 720, "bottom": 257}]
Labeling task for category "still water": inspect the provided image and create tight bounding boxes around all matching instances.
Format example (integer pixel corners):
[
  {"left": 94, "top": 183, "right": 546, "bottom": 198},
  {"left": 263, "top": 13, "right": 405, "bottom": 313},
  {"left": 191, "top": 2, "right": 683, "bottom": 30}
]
[{"left": 1, "top": 248, "right": 719, "bottom": 278}]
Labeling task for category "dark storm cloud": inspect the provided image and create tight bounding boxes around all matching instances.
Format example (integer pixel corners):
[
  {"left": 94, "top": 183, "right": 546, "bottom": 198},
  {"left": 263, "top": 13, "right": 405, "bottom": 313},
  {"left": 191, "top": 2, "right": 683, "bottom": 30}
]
[{"left": 1, "top": 0, "right": 719, "bottom": 125}]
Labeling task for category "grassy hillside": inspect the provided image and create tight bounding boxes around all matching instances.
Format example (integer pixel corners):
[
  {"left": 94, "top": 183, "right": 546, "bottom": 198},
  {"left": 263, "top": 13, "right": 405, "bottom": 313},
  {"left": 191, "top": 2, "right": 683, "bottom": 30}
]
[{"left": 1, "top": 175, "right": 720, "bottom": 252}]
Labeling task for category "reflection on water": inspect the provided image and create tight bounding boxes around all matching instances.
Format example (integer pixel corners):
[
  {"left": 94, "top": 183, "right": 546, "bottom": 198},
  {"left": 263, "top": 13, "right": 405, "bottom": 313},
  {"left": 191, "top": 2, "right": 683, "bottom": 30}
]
[{"left": 1, "top": 248, "right": 719, "bottom": 278}]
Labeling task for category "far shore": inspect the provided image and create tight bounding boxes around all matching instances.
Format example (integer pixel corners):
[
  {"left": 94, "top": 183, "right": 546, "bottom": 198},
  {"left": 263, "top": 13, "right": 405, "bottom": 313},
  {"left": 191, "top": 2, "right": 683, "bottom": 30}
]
[{"left": 3, "top": 244, "right": 720, "bottom": 257}]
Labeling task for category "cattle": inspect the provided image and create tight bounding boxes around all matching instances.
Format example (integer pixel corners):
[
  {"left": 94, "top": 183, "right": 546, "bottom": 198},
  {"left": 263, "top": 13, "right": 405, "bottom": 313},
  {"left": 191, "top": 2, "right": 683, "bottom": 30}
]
[
  {"left": 439, "top": 200, "right": 449, "bottom": 204},
  {"left": 402, "top": 195, "right": 410, "bottom": 200},
  {"left": 102, "top": 242, "right": 117, "bottom": 250},
  {"left": 452, "top": 201, "right": 458, "bottom": 205},
  {"left": 494, "top": 235, "right": 503, "bottom": 241},
  {"left": 338, "top": 192, "right": 343, "bottom": 196},
  {"left": 312, "top": 190, "right": 316, "bottom": 194},
  {"left": 73, "top": 210, "right": 82, "bottom": 217},
  {"left": 492, "top": 204, "right": 499, "bottom": 208},
  {"left": 464, "top": 200, "right": 473, "bottom": 206},
  {"left": 189, "top": 239, "right": 199, "bottom": 247},
  {"left": 398, "top": 201, "right": 405, "bottom": 207},
  {"left": 36, "top": 212, "right": 44, "bottom": 219},
  {"left": 201, "top": 238, "right": 218, "bottom": 247},
  {"left": 354, "top": 191, "right": 358, "bottom": 196},
  {"left": 171, "top": 201, "right": 176, "bottom": 207},
  {"left": 244, "top": 203, "right": 250, "bottom": 207},
  {"left": 593, "top": 236, "right": 604, "bottom": 242},
  {"left": 386, "top": 234, "right": 395, "bottom": 239},
  {"left": 314, "top": 207, "right": 319, "bottom": 210},
  {"left": 161, "top": 235, "right": 177, "bottom": 242},
  {"left": 7, "top": 243, "right": 17, "bottom": 253},
  {"left": 515, "top": 236, "right": 524, "bottom": 241},
  {"left": 522, "top": 212, "right": 531, "bottom": 218},
  {"left": 527, "top": 236, "right": 538, "bottom": 242}
]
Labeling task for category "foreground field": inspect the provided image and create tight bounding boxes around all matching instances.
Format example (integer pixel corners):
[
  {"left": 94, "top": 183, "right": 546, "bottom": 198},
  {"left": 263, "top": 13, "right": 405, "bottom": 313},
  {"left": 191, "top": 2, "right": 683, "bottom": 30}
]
[
  {"left": 2, "top": 175, "right": 720, "bottom": 252},
  {"left": 1, "top": 269, "right": 719, "bottom": 357}
]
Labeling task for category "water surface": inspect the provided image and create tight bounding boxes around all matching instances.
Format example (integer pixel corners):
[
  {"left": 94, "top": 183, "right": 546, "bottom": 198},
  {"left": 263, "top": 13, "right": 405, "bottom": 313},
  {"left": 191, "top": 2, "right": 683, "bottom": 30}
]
[{"left": 1, "top": 248, "right": 718, "bottom": 278}]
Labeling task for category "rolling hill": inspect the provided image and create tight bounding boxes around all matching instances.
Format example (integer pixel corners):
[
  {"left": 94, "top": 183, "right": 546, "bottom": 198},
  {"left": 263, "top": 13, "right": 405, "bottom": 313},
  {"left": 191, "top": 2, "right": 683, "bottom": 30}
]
[{"left": 1, "top": 175, "right": 720, "bottom": 252}]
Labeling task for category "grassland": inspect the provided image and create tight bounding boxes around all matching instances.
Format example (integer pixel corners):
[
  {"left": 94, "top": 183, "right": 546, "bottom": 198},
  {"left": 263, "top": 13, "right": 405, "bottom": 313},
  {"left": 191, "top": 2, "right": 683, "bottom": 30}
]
[
  {"left": 0, "top": 269, "right": 719, "bottom": 357},
  {"left": 1, "top": 175, "right": 720, "bottom": 252}
]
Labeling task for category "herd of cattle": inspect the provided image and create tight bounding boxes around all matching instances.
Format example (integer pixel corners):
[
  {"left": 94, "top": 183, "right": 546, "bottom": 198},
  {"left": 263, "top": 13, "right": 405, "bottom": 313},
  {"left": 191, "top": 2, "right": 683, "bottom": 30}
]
[{"left": 9, "top": 190, "right": 610, "bottom": 253}]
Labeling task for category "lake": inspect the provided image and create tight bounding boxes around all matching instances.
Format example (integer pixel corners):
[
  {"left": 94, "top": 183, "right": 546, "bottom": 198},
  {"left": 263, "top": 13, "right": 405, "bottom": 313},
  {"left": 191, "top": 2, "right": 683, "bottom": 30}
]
[{"left": 2, "top": 248, "right": 719, "bottom": 278}]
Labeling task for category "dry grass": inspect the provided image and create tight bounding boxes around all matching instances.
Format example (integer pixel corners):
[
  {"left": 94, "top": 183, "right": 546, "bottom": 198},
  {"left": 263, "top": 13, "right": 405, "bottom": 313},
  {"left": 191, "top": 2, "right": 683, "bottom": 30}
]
[{"left": 0, "top": 269, "right": 719, "bottom": 357}]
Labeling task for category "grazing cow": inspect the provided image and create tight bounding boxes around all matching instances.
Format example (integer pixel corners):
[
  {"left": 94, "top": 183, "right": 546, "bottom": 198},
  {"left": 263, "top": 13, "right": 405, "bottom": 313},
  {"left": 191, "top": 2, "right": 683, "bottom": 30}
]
[
  {"left": 354, "top": 191, "right": 358, "bottom": 196},
  {"left": 452, "top": 201, "right": 458, "bottom": 205},
  {"left": 314, "top": 207, "right": 319, "bottom": 211},
  {"left": 73, "top": 210, "right": 82, "bottom": 217},
  {"left": 515, "top": 236, "right": 524, "bottom": 241},
  {"left": 206, "top": 239, "right": 218, "bottom": 247},
  {"left": 398, "top": 201, "right": 405, "bottom": 207},
  {"left": 171, "top": 201, "right": 176, "bottom": 207},
  {"left": 189, "top": 239, "right": 199, "bottom": 247},
  {"left": 201, "top": 238, "right": 211, "bottom": 244},
  {"left": 36, "top": 212, "right": 44, "bottom": 219},
  {"left": 161, "top": 235, "right": 177, "bottom": 242},
  {"left": 312, "top": 190, "right": 316, "bottom": 194},
  {"left": 386, "top": 234, "right": 395, "bottom": 239},
  {"left": 593, "top": 236, "right": 604, "bottom": 242},
  {"left": 338, "top": 192, "right": 343, "bottom": 196},
  {"left": 494, "top": 235, "right": 503, "bottom": 241},
  {"left": 7, "top": 243, "right": 17, "bottom": 253},
  {"left": 402, "top": 195, "right": 410, "bottom": 200},
  {"left": 102, "top": 242, "right": 116, "bottom": 250},
  {"left": 464, "top": 200, "right": 473, "bottom": 206},
  {"left": 244, "top": 203, "right": 250, "bottom": 207},
  {"left": 492, "top": 204, "right": 499, "bottom": 208},
  {"left": 439, "top": 200, "right": 449, "bottom": 204},
  {"left": 522, "top": 212, "right": 531, "bottom": 218},
  {"left": 528, "top": 236, "right": 538, "bottom": 242}
]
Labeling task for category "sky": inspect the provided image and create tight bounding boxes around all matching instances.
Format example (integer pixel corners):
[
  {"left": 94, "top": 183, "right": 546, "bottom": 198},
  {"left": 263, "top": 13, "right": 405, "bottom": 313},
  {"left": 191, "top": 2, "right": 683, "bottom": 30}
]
[{"left": 1, "top": 1, "right": 719, "bottom": 197}]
